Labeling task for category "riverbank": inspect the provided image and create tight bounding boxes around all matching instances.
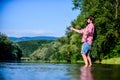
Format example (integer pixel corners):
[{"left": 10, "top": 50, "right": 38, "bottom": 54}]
[
  {"left": 101, "top": 57, "right": 120, "bottom": 64},
  {"left": 21, "top": 57, "right": 120, "bottom": 64}
]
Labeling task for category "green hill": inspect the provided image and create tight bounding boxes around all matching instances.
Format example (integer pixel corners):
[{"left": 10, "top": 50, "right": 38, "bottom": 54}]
[{"left": 17, "top": 40, "right": 53, "bottom": 57}]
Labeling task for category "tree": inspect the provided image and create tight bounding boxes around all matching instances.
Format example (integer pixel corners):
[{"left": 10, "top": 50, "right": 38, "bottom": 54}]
[
  {"left": 71, "top": 0, "right": 120, "bottom": 62},
  {"left": 0, "top": 33, "right": 22, "bottom": 61}
]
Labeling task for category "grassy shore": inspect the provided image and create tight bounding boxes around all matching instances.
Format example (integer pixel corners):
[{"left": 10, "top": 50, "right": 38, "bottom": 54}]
[
  {"left": 101, "top": 57, "right": 120, "bottom": 64},
  {"left": 21, "top": 57, "right": 120, "bottom": 64}
]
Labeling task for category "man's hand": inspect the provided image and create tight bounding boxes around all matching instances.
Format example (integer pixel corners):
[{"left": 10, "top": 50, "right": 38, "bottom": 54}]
[{"left": 70, "top": 27, "right": 74, "bottom": 30}]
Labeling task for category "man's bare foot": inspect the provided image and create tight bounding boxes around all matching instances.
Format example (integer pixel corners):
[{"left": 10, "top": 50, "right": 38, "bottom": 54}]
[
  {"left": 84, "top": 65, "right": 88, "bottom": 67},
  {"left": 88, "top": 64, "right": 92, "bottom": 67}
]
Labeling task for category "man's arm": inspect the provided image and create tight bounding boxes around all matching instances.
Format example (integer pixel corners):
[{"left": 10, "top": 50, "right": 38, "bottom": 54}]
[{"left": 70, "top": 27, "right": 84, "bottom": 34}]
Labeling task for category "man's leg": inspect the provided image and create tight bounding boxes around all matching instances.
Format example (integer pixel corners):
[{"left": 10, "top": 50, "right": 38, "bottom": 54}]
[
  {"left": 81, "top": 53, "right": 88, "bottom": 67},
  {"left": 87, "top": 54, "right": 92, "bottom": 67}
]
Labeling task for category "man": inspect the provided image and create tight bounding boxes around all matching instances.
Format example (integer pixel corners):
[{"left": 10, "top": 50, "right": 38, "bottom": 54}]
[{"left": 70, "top": 16, "right": 94, "bottom": 67}]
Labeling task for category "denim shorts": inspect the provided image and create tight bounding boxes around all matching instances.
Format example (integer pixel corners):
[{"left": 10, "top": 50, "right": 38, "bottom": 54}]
[{"left": 81, "top": 42, "right": 91, "bottom": 55}]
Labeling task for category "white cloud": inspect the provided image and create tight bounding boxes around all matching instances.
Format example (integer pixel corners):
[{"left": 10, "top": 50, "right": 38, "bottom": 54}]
[{"left": 0, "top": 29, "right": 58, "bottom": 37}]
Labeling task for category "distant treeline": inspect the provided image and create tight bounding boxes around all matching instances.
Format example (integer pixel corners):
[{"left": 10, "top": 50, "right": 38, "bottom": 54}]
[{"left": 9, "top": 36, "right": 57, "bottom": 42}]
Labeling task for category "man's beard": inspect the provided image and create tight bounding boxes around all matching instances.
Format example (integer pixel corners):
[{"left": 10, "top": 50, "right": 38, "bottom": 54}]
[{"left": 86, "top": 22, "right": 89, "bottom": 25}]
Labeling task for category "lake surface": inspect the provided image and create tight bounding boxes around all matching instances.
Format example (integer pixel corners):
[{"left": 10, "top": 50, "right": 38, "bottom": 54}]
[{"left": 0, "top": 62, "right": 120, "bottom": 80}]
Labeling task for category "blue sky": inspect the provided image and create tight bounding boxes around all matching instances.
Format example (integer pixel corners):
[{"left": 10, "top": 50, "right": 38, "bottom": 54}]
[{"left": 0, "top": 0, "right": 80, "bottom": 37}]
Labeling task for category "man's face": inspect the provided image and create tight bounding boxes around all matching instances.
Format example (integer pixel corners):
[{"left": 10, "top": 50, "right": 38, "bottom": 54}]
[{"left": 87, "top": 19, "right": 91, "bottom": 24}]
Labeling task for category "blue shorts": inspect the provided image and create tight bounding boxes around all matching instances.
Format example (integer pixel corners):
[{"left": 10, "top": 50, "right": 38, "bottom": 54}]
[{"left": 81, "top": 42, "right": 91, "bottom": 55}]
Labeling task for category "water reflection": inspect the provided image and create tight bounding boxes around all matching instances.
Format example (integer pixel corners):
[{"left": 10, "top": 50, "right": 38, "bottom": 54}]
[
  {"left": 80, "top": 66, "right": 93, "bottom": 80},
  {"left": 0, "top": 63, "right": 80, "bottom": 80},
  {"left": 1, "top": 63, "right": 120, "bottom": 80}
]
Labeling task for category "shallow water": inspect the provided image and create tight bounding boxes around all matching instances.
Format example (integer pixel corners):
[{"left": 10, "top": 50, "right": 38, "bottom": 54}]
[{"left": 0, "top": 62, "right": 120, "bottom": 80}]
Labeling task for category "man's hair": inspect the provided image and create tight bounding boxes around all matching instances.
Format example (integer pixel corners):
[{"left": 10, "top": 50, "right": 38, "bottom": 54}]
[{"left": 88, "top": 16, "right": 94, "bottom": 23}]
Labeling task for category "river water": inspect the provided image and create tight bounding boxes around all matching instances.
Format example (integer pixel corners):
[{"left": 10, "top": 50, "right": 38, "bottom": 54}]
[{"left": 0, "top": 62, "right": 120, "bottom": 80}]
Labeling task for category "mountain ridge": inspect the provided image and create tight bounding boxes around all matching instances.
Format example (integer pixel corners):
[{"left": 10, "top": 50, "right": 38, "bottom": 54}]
[{"left": 8, "top": 36, "right": 58, "bottom": 42}]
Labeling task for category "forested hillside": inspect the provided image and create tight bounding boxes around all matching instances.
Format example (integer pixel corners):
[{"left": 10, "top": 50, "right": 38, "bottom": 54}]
[
  {"left": 30, "top": 0, "right": 120, "bottom": 63},
  {"left": 17, "top": 40, "right": 53, "bottom": 57},
  {"left": 0, "top": 33, "right": 22, "bottom": 61}
]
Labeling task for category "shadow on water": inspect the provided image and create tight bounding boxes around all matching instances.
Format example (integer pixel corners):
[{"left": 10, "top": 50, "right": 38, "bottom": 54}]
[
  {"left": 0, "top": 62, "right": 120, "bottom": 80},
  {"left": 79, "top": 64, "right": 120, "bottom": 80},
  {"left": 92, "top": 64, "right": 120, "bottom": 80}
]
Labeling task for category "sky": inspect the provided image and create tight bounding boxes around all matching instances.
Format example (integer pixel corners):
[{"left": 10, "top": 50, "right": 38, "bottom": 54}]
[{"left": 0, "top": 0, "right": 80, "bottom": 37}]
